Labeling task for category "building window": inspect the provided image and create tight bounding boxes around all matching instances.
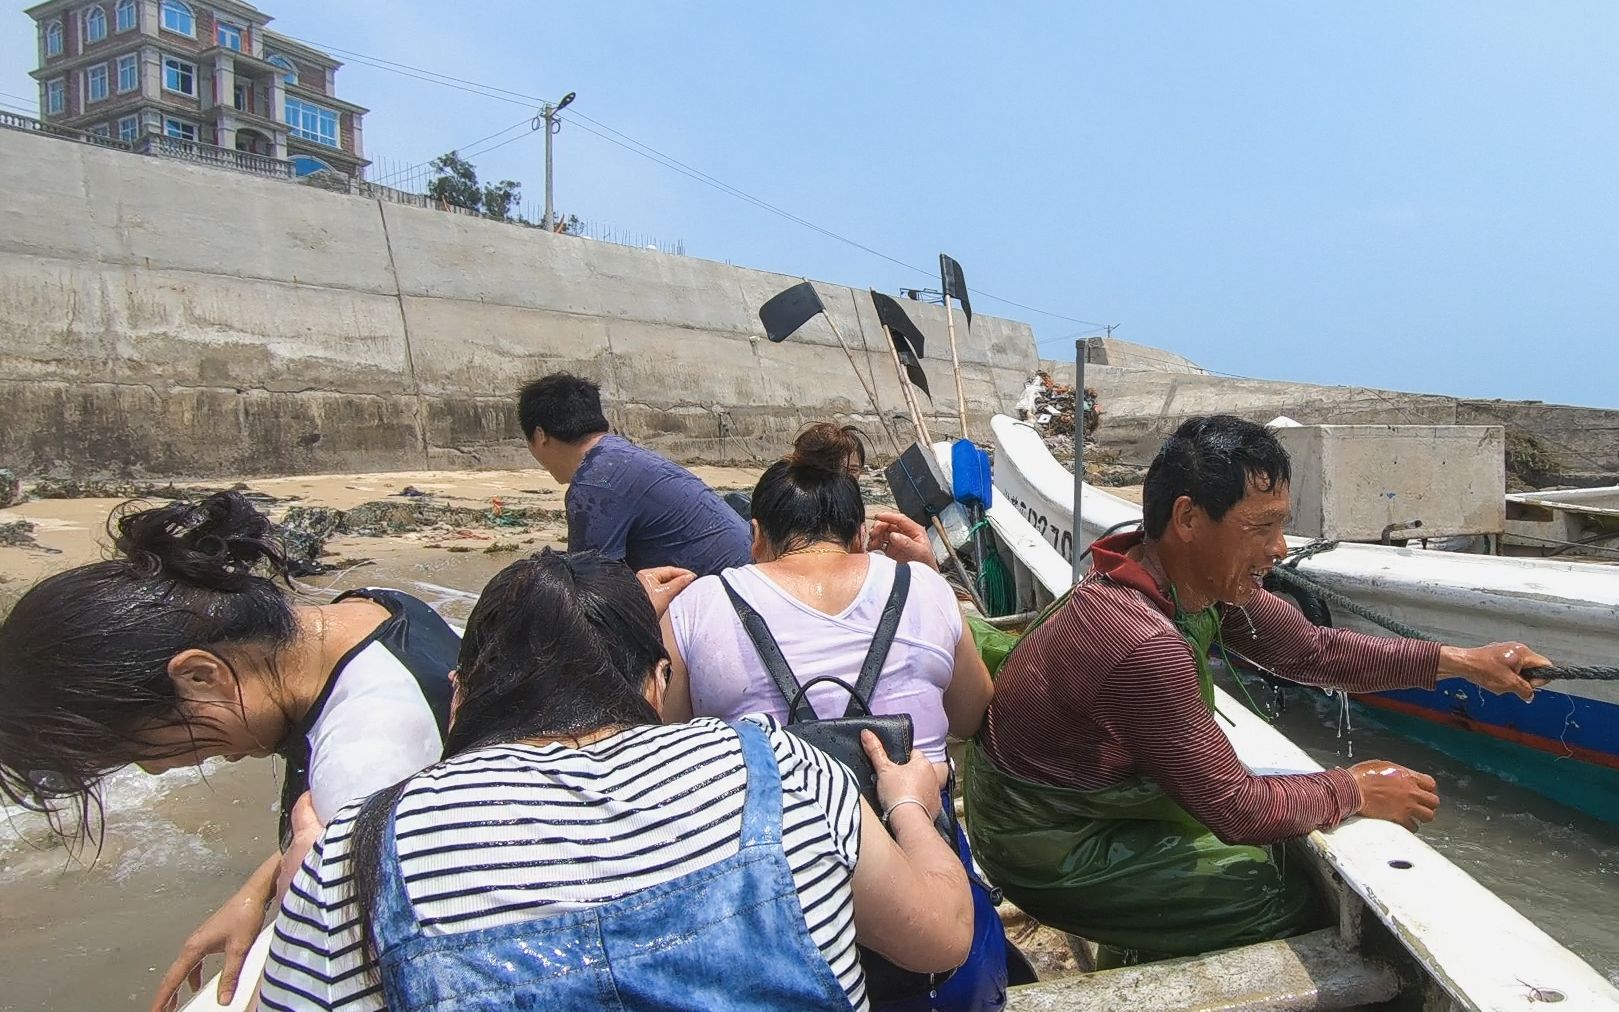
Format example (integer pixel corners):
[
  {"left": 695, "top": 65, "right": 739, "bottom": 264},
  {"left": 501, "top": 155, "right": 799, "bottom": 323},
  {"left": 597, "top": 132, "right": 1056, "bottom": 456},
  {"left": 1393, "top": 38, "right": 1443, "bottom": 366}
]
[
  {"left": 46, "top": 78, "right": 66, "bottom": 115},
  {"left": 285, "top": 96, "right": 338, "bottom": 147},
  {"left": 117, "top": 53, "right": 138, "bottom": 92},
  {"left": 290, "top": 154, "right": 334, "bottom": 177},
  {"left": 89, "top": 123, "right": 111, "bottom": 138},
  {"left": 216, "top": 22, "right": 242, "bottom": 51},
  {"left": 45, "top": 20, "right": 64, "bottom": 57},
  {"left": 162, "top": 56, "right": 195, "bottom": 96},
  {"left": 267, "top": 54, "right": 297, "bottom": 85},
  {"left": 160, "top": 0, "right": 194, "bottom": 37},
  {"left": 164, "top": 117, "right": 197, "bottom": 141},
  {"left": 116, "top": 0, "right": 136, "bottom": 31},
  {"left": 85, "top": 6, "right": 108, "bottom": 44},
  {"left": 118, "top": 114, "right": 139, "bottom": 141},
  {"left": 86, "top": 63, "right": 109, "bottom": 103}
]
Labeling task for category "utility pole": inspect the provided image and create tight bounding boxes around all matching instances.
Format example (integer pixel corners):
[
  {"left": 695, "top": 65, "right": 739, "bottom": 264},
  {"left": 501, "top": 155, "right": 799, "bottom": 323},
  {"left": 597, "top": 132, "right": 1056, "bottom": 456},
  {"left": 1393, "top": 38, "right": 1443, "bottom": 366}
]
[{"left": 539, "top": 91, "right": 576, "bottom": 231}]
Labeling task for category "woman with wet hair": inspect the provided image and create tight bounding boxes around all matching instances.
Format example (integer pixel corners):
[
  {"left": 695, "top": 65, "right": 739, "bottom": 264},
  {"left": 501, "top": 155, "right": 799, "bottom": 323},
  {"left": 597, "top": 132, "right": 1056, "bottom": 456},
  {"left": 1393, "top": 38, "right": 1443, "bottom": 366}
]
[
  {"left": 0, "top": 492, "right": 461, "bottom": 1010},
  {"left": 260, "top": 549, "right": 971, "bottom": 1010},
  {"left": 663, "top": 422, "right": 1006, "bottom": 1009},
  {"left": 664, "top": 422, "right": 993, "bottom": 783}
]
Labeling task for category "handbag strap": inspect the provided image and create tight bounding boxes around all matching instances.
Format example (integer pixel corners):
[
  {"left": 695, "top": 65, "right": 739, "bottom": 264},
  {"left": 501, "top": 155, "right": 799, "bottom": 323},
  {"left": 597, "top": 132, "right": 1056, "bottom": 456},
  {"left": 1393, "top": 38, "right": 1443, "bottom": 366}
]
[
  {"left": 721, "top": 575, "right": 819, "bottom": 722},
  {"left": 846, "top": 563, "right": 911, "bottom": 718},
  {"left": 721, "top": 561, "right": 913, "bottom": 722}
]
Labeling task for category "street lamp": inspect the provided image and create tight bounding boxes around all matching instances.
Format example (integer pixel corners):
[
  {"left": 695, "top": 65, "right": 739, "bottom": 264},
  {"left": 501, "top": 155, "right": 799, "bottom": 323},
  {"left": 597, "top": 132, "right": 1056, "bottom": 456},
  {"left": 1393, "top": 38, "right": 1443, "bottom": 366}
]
[{"left": 540, "top": 91, "right": 576, "bottom": 231}]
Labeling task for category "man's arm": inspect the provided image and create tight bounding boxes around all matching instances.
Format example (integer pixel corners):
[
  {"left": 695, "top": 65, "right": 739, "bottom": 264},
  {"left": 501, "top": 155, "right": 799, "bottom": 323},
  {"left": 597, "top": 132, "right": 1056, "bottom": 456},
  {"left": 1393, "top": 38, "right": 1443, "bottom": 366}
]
[
  {"left": 1223, "top": 590, "right": 1441, "bottom": 693},
  {"left": 565, "top": 483, "right": 633, "bottom": 561},
  {"left": 1094, "top": 631, "right": 1362, "bottom": 844}
]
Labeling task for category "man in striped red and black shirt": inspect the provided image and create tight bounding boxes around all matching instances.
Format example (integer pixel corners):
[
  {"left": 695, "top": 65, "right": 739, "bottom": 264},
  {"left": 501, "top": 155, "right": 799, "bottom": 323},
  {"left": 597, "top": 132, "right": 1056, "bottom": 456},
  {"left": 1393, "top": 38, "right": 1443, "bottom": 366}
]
[{"left": 964, "top": 414, "right": 1550, "bottom": 960}]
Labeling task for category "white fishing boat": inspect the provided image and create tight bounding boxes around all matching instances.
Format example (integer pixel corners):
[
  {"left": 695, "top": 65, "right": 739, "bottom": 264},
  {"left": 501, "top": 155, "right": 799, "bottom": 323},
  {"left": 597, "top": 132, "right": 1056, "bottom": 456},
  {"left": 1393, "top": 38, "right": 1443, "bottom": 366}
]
[
  {"left": 983, "top": 414, "right": 1619, "bottom": 826},
  {"left": 930, "top": 430, "right": 1619, "bottom": 1010}
]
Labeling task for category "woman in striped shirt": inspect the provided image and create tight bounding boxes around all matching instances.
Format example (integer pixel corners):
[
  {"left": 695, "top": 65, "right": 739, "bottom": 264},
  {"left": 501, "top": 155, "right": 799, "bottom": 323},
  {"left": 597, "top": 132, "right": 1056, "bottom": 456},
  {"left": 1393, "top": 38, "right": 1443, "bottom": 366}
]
[{"left": 263, "top": 549, "right": 972, "bottom": 1011}]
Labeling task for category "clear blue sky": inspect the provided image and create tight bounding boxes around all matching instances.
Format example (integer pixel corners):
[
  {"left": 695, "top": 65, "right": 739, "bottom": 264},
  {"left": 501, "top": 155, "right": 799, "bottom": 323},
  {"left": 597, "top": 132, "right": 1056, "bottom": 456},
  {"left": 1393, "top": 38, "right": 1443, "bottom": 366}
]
[{"left": 5, "top": 2, "right": 1616, "bottom": 408}]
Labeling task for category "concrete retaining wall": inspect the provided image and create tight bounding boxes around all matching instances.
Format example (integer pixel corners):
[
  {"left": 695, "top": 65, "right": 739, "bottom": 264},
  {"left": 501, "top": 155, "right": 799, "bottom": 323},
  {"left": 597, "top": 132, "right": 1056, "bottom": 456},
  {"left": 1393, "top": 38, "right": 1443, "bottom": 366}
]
[
  {"left": 0, "top": 128, "right": 1037, "bottom": 478},
  {"left": 1041, "top": 361, "right": 1619, "bottom": 482}
]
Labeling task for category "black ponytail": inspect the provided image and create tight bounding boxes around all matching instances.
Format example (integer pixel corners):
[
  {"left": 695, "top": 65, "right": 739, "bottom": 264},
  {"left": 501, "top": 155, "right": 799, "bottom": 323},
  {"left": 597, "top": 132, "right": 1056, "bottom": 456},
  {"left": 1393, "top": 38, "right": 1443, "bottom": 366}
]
[
  {"left": 0, "top": 492, "right": 299, "bottom": 844},
  {"left": 752, "top": 422, "right": 868, "bottom": 554}
]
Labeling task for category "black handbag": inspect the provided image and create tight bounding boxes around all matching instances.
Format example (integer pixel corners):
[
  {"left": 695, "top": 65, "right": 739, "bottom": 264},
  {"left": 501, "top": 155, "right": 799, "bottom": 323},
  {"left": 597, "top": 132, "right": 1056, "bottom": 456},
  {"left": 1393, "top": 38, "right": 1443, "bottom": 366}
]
[{"left": 719, "top": 563, "right": 914, "bottom": 811}]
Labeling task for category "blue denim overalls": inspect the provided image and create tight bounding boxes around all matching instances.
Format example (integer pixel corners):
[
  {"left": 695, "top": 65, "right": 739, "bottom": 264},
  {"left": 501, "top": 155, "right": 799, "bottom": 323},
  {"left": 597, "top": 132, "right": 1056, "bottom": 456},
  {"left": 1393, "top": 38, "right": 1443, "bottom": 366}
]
[{"left": 370, "top": 720, "right": 857, "bottom": 1010}]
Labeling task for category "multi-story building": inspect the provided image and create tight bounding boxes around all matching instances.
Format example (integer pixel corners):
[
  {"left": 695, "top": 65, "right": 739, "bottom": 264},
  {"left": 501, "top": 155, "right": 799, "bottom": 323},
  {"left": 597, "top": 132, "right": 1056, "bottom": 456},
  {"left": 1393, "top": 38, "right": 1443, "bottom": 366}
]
[{"left": 25, "top": 0, "right": 369, "bottom": 177}]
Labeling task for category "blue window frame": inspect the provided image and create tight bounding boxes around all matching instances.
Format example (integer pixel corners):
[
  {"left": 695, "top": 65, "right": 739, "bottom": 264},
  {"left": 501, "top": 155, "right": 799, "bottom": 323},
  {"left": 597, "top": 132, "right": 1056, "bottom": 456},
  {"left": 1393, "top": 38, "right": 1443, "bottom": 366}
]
[
  {"left": 117, "top": 53, "right": 137, "bottom": 92},
  {"left": 45, "top": 21, "right": 64, "bottom": 57},
  {"left": 285, "top": 96, "right": 338, "bottom": 148},
  {"left": 46, "top": 78, "right": 66, "bottom": 115},
  {"left": 116, "top": 0, "right": 136, "bottom": 32},
  {"left": 160, "top": 0, "right": 194, "bottom": 37},
  {"left": 217, "top": 22, "right": 242, "bottom": 51},
  {"left": 118, "top": 114, "right": 139, "bottom": 141},
  {"left": 163, "top": 117, "right": 196, "bottom": 141}
]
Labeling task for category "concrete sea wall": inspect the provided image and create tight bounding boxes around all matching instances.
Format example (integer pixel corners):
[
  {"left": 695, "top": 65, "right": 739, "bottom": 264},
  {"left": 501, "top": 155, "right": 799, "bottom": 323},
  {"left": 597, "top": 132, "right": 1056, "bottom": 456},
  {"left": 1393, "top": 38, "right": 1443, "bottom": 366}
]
[
  {"left": 1042, "top": 360, "right": 1619, "bottom": 483},
  {"left": 0, "top": 128, "right": 1037, "bottom": 478}
]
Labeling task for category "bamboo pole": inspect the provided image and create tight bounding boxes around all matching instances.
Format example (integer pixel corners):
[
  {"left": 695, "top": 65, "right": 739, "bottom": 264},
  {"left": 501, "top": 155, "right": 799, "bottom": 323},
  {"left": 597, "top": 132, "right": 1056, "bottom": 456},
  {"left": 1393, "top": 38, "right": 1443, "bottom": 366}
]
[
  {"left": 944, "top": 298, "right": 970, "bottom": 440},
  {"left": 873, "top": 300, "right": 987, "bottom": 613},
  {"left": 812, "top": 282, "right": 903, "bottom": 455}
]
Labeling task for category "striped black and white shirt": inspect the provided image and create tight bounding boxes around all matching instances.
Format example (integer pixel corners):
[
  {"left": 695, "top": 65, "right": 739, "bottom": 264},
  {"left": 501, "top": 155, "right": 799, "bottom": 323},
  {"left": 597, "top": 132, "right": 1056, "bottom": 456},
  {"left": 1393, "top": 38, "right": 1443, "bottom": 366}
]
[{"left": 261, "top": 715, "right": 868, "bottom": 1010}]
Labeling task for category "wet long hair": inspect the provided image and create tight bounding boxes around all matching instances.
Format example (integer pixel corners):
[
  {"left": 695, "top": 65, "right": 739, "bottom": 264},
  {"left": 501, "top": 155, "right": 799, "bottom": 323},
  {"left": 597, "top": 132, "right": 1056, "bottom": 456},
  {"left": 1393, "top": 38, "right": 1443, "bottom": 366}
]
[
  {"left": 348, "top": 549, "right": 667, "bottom": 970},
  {"left": 0, "top": 492, "right": 298, "bottom": 844},
  {"left": 751, "top": 422, "right": 868, "bottom": 555}
]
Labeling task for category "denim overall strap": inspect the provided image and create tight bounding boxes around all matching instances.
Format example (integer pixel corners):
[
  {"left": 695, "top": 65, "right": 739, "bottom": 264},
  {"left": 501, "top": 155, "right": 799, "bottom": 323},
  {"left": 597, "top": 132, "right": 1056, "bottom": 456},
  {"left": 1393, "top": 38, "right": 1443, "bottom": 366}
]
[
  {"left": 732, "top": 718, "right": 783, "bottom": 849},
  {"left": 371, "top": 787, "right": 426, "bottom": 956}
]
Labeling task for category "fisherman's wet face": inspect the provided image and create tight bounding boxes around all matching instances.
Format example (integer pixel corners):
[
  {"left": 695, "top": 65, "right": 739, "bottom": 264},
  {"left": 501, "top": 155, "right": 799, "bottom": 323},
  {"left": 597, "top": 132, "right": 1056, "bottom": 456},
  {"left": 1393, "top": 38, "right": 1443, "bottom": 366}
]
[
  {"left": 128, "top": 649, "right": 284, "bottom": 773},
  {"left": 1176, "top": 476, "right": 1291, "bottom": 607}
]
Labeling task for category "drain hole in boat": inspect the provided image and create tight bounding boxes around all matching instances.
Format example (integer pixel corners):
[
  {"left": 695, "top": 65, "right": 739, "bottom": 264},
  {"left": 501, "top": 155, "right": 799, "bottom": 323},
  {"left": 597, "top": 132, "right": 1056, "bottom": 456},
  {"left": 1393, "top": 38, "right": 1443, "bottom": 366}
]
[{"left": 1387, "top": 859, "right": 1414, "bottom": 870}]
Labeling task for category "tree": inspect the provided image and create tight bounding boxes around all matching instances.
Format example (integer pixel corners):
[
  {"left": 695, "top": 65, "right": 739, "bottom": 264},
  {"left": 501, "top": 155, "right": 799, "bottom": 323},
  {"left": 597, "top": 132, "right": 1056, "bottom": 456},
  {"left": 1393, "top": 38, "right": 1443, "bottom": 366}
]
[
  {"left": 426, "top": 151, "right": 524, "bottom": 221},
  {"left": 482, "top": 179, "right": 521, "bottom": 222},
  {"left": 426, "top": 151, "right": 481, "bottom": 212}
]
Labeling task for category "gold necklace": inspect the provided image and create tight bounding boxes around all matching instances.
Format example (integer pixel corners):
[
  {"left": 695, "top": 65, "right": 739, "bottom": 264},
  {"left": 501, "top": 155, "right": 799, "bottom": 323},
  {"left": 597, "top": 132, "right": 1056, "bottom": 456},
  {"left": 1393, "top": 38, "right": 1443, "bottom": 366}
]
[{"left": 779, "top": 545, "right": 849, "bottom": 558}]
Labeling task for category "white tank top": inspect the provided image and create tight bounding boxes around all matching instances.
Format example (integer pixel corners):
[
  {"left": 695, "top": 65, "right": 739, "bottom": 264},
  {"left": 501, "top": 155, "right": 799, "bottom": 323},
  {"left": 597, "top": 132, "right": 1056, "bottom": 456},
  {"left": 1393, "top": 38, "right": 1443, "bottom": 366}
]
[{"left": 668, "top": 554, "right": 963, "bottom": 761}]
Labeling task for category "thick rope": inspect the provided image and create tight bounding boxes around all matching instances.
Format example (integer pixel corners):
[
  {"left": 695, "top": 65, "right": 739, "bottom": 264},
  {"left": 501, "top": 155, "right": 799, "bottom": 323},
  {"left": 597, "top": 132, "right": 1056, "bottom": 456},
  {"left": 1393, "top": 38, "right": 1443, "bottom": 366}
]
[{"left": 1273, "top": 542, "right": 1619, "bottom": 682}]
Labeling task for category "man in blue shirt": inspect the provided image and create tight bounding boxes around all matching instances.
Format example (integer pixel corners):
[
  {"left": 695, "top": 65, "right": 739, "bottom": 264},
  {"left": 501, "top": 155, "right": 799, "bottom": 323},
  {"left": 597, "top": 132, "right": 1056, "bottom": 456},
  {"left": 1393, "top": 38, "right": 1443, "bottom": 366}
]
[{"left": 519, "top": 373, "right": 753, "bottom": 577}]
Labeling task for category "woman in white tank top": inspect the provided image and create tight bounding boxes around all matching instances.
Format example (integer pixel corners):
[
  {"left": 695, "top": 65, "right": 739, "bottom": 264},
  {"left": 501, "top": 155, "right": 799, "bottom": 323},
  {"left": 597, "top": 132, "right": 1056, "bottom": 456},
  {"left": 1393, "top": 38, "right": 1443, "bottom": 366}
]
[{"left": 662, "top": 423, "right": 993, "bottom": 785}]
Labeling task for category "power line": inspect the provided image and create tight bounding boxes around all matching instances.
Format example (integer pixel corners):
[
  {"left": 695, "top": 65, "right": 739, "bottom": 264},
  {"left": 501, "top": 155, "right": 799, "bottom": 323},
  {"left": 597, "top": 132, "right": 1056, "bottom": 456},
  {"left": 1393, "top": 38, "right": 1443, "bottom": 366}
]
[
  {"left": 371, "top": 115, "right": 535, "bottom": 186},
  {"left": 270, "top": 33, "right": 1110, "bottom": 327}
]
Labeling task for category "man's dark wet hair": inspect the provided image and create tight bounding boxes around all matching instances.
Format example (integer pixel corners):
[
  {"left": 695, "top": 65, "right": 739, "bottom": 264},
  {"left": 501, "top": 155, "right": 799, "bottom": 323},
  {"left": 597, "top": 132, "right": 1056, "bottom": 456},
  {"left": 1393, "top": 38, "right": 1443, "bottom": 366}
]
[
  {"left": 1141, "top": 415, "right": 1292, "bottom": 539},
  {"left": 518, "top": 373, "right": 611, "bottom": 443}
]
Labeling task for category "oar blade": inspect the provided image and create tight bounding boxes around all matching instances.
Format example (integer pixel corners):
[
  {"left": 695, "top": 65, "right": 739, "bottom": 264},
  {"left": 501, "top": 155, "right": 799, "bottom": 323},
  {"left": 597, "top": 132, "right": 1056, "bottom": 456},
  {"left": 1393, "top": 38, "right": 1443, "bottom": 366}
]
[
  {"left": 940, "top": 253, "right": 973, "bottom": 327},
  {"left": 870, "top": 292, "right": 932, "bottom": 399},
  {"left": 758, "top": 281, "right": 825, "bottom": 343}
]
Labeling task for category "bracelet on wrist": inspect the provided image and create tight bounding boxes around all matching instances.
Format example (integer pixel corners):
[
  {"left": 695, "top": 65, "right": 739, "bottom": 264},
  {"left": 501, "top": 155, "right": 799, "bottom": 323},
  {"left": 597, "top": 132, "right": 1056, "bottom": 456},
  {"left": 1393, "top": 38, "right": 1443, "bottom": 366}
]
[{"left": 881, "top": 796, "right": 933, "bottom": 826}]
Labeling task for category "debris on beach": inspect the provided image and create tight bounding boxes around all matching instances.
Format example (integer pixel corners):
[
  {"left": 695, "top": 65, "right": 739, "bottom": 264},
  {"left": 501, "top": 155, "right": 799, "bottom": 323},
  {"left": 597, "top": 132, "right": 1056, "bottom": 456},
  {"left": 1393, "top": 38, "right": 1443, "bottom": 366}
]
[
  {"left": 1014, "top": 372, "right": 1100, "bottom": 444},
  {"left": 0, "top": 469, "right": 19, "bottom": 509},
  {"left": 26, "top": 478, "right": 278, "bottom": 504},
  {"left": 272, "top": 499, "right": 566, "bottom": 573},
  {"left": 0, "top": 520, "right": 59, "bottom": 553}
]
